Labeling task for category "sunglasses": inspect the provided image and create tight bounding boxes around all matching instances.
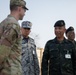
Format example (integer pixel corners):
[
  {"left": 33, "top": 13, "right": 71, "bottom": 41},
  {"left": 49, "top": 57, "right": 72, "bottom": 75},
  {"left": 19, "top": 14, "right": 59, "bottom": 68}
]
[{"left": 24, "top": 28, "right": 30, "bottom": 30}]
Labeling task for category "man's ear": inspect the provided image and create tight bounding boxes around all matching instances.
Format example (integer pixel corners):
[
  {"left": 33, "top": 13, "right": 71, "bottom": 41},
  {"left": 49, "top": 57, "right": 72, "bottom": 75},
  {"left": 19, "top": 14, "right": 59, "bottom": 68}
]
[
  {"left": 64, "top": 28, "right": 67, "bottom": 36},
  {"left": 64, "top": 28, "right": 66, "bottom": 32},
  {"left": 17, "top": 6, "right": 21, "bottom": 12}
]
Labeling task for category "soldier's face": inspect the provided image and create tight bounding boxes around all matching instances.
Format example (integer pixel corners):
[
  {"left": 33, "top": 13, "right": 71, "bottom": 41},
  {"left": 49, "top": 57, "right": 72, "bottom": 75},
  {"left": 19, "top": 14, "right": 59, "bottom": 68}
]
[
  {"left": 66, "top": 31, "right": 75, "bottom": 41},
  {"left": 21, "top": 28, "right": 31, "bottom": 37},
  {"left": 54, "top": 26, "right": 66, "bottom": 38},
  {"left": 19, "top": 6, "right": 26, "bottom": 20}
]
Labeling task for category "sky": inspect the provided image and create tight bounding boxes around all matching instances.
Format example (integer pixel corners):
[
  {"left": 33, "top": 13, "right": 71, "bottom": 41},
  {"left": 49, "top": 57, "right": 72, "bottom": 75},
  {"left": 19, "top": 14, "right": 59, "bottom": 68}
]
[{"left": 0, "top": 0, "right": 76, "bottom": 48}]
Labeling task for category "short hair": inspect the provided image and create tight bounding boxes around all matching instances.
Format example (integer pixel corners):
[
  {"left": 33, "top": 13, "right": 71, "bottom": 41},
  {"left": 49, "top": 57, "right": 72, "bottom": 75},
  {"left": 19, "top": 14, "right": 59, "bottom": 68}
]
[{"left": 10, "top": 5, "right": 19, "bottom": 11}]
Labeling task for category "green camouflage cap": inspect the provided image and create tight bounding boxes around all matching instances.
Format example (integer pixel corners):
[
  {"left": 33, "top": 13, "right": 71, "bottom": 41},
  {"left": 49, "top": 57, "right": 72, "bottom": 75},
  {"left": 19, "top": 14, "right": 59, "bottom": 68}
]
[{"left": 10, "top": 0, "right": 28, "bottom": 10}]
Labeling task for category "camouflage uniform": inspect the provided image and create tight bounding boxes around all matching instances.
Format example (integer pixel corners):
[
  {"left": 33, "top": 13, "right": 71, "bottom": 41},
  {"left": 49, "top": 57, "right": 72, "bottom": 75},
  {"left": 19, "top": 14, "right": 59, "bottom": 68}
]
[
  {"left": 0, "top": 15, "right": 22, "bottom": 75},
  {"left": 0, "top": 0, "right": 28, "bottom": 74},
  {"left": 41, "top": 37, "right": 76, "bottom": 75},
  {"left": 73, "top": 41, "right": 76, "bottom": 49},
  {"left": 21, "top": 20, "right": 39, "bottom": 75},
  {"left": 21, "top": 37, "right": 40, "bottom": 75}
]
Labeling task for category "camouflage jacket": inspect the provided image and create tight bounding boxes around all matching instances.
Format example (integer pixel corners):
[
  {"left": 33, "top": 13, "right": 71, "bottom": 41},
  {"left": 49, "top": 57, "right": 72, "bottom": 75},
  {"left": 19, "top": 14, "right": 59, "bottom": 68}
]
[
  {"left": 0, "top": 15, "right": 22, "bottom": 75},
  {"left": 41, "top": 37, "right": 76, "bottom": 75},
  {"left": 21, "top": 37, "right": 40, "bottom": 75},
  {"left": 72, "top": 41, "right": 76, "bottom": 50}
]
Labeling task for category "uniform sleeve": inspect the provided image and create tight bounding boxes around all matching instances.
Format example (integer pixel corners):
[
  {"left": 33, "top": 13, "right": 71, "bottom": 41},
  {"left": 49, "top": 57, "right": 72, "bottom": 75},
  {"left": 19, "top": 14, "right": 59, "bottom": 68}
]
[
  {"left": 32, "top": 39, "right": 40, "bottom": 75},
  {"left": 0, "top": 23, "right": 4, "bottom": 39},
  {"left": 31, "top": 39, "right": 40, "bottom": 75},
  {"left": 41, "top": 42, "right": 49, "bottom": 75},
  {"left": 72, "top": 43, "right": 76, "bottom": 74},
  {"left": 2, "top": 24, "right": 18, "bottom": 44},
  {"left": 0, "top": 24, "right": 19, "bottom": 66}
]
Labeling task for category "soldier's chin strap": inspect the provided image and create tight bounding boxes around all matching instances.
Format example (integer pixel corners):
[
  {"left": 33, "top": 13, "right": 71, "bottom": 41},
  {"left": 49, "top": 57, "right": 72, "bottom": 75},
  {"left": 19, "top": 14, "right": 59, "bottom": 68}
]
[{"left": 0, "top": 38, "right": 12, "bottom": 47}]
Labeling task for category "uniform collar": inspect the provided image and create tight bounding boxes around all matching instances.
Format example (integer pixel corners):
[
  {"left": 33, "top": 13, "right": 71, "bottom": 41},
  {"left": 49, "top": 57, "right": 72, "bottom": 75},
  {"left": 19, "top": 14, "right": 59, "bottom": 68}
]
[
  {"left": 53, "top": 37, "right": 67, "bottom": 44},
  {"left": 22, "top": 36, "right": 30, "bottom": 40}
]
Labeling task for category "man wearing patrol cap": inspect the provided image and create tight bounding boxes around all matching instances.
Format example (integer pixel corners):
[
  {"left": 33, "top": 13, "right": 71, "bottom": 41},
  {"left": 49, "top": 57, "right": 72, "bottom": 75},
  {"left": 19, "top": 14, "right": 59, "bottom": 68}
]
[
  {"left": 0, "top": 0, "right": 28, "bottom": 75},
  {"left": 21, "top": 21, "right": 40, "bottom": 75},
  {"left": 10, "top": 0, "right": 28, "bottom": 20},
  {"left": 53, "top": 20, "right": 66, "bottom": 40},
  {"left": 41, "top": 20, "right": 76, "bottom": 75}
]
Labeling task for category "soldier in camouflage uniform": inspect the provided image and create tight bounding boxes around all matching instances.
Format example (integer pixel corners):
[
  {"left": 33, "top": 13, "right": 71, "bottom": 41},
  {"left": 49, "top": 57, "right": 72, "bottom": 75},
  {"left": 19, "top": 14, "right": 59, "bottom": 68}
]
[
  {"left": 66, "top": 26, "right": 76, "bottom": 54},
  {"left": 0, "top": 0, "right": 28, "bottom": 75},
  {"left": 41, "top": 20, "right": 76, "bottom": 75},
  {"left": 21, "top": 21, "right": 40, "bottom": 75}
]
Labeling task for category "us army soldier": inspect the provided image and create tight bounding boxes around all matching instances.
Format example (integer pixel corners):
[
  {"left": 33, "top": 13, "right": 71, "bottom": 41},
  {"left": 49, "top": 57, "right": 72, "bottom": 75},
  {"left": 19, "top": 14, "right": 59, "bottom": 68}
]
[{"left": 0, "top": 0, "right": 28, "bottom": 75}]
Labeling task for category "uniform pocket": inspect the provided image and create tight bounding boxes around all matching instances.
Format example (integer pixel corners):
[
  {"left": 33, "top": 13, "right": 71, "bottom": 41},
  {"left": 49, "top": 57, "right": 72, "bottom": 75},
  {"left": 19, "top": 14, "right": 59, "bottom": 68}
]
[{"left": 49, "top": 49, "right": 59, "bottom": 59}]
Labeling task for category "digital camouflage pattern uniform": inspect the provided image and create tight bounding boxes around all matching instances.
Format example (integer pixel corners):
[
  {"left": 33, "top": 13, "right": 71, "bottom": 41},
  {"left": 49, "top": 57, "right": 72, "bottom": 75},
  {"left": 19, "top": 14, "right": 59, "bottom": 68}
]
[
  {"left": 41, "top": 37, "right": 76, "bottom": 75},
  {"left": 0, "top": 15, "right": 22, "bottom": 75},
  {"left": 21, "top": 37, "right": 40, "bottom": 75}
]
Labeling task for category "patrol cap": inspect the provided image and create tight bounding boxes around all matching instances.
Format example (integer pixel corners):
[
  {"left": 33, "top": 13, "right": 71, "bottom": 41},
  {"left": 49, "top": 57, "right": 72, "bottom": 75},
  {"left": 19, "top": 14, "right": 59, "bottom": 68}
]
[
  {"left": 21, "top": 21, "right": 32, "bottom": 29},
  {"left": 54, "top": 20, "right": 65, "bottom": 27},
  {"left": 10, "top": 0, "right": 28, "bottom": 10},
  {"left": 66, "top": 26, "right": 74, "bottom": 34}
]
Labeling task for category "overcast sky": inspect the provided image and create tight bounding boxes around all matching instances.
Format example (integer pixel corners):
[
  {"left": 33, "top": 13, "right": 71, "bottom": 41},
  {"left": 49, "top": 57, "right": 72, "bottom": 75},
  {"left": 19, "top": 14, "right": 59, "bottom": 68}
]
[{"left": 0, "top": 0, "right": 76, "bottom": 47}]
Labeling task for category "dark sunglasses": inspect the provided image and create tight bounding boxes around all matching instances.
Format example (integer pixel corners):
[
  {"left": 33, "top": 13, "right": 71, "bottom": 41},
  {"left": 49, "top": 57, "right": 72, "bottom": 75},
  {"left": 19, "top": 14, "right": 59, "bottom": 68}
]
[{"left": 24, "top": 28, "right": 30, "bottom": 30}]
